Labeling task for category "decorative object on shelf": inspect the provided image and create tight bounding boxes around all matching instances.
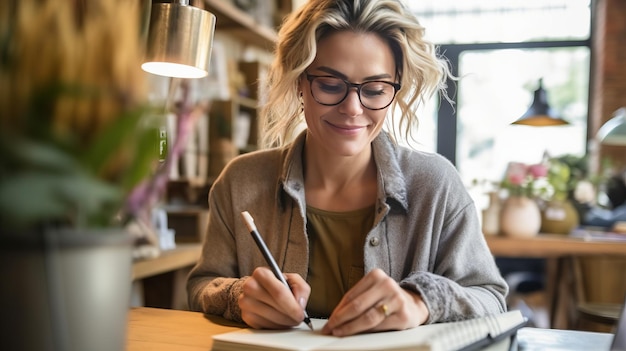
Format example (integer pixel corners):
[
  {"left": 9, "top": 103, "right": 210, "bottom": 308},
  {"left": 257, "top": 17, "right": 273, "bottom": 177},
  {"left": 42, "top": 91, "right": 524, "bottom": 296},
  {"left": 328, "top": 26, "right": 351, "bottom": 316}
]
[
  {"left": 142, "top": 0, "right": 216, "bottom": 79},
  {"left": 500, "top": 196, "right": 542, "bottom": 238},
  {"left": 482, "top": 191, "right": 502, "bottom": 236},
  {"left": 208, "top": 111, "right": 237, "bottom": 177},
  {"left": 234, "top": 111, "right": 252, "bottom": 149},
  {"left": 204, "top": 39, "right": 231, "bottom": 101},
  {"left": 597, "top": 107, "right": 626, "bottom": 146},
  {"left": 540, "top": 199, "right": 580, "bottom": 235},
  {"left": 153, "top": 207, "right": 176, "bottom": 251},
  {"left": 540, "top": 157, "right": 580, "bottom": 234},
  {"left": 512, "top": 79, "right": 569, "bottom": 126},
  {"left": 499, "top": 161, "right": 547, "bottom": 237},
  {"left": 500, "top": 161, "right": 549, "bottom": 199}
]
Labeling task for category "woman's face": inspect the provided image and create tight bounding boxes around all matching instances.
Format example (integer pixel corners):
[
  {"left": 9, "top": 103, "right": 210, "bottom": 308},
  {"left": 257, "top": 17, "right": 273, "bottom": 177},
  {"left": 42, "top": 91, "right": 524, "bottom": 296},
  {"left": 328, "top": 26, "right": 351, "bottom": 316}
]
[{"left": 301, "top": 31, "right": 397, "bottom": 158}]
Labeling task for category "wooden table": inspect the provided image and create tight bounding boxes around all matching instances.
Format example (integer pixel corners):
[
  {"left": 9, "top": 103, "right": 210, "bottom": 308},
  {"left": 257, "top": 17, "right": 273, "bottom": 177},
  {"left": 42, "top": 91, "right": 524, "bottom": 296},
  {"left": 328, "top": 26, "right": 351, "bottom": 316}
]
[
  {"left": 484, "top": 233, "right": 626, "bottom": 330},
  {"left": 126, "top": 307, "right": 244, "bottom": 351},
  {"left": 485, "top": 233, "right": 626, "bottom": 257},
  {"left": 125, "top": 307, "right": 615, "bottom": 351}
]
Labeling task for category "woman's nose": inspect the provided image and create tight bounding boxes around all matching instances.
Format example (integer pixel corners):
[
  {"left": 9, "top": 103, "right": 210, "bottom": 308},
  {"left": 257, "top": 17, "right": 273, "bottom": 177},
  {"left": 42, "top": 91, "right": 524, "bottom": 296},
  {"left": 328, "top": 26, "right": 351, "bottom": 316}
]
[{"left": 338, "top": 89, "right": 364, "bottom": 117}]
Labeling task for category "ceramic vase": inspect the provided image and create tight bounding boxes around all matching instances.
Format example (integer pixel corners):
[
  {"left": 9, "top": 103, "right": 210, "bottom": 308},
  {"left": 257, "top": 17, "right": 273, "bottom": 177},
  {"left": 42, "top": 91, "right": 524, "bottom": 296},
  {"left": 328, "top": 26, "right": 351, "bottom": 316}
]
[
  {"left": 540, "top": 199, "right": 580, "bottom": 234},
  {"left": 500, "top": 196, "right": 542, "bottom": 238},
  {"left": 482, "top": 191, "right": 501, "bottom": 235}
]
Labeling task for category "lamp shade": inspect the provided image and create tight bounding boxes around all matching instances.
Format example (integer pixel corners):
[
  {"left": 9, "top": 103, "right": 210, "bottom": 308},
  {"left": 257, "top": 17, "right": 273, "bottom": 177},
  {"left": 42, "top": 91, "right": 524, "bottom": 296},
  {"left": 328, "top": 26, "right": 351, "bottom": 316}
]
[
  {"left": 512, "top": 79, "right": 569, "bottom": 126},
  {"left": 597, "top": 107, "right": 626, "bottom": 146},
  {"left": 142, "top": 2, "right": 216, "bottom": 79}
]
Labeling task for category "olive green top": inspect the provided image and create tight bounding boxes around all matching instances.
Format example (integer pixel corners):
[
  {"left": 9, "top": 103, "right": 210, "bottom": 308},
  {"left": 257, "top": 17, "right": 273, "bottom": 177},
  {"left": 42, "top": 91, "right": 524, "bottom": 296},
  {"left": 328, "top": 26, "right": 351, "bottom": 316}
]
[{"left": 305, "top": 205, "right": 375, "bottom": 318}]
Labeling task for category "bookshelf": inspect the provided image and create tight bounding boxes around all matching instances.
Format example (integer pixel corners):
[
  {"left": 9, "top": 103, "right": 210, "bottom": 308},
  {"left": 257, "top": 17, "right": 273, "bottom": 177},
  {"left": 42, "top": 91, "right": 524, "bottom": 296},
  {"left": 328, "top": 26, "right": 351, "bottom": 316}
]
[{"left": 165, "top": 1, "right": 287, "bottom": 231}]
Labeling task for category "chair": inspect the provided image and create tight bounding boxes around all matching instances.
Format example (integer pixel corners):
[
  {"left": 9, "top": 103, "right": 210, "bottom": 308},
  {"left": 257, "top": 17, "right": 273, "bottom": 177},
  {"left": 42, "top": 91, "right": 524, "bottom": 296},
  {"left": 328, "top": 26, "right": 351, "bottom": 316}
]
[{"left": 573, "top": 256, "right": 626, "bottom": 332}]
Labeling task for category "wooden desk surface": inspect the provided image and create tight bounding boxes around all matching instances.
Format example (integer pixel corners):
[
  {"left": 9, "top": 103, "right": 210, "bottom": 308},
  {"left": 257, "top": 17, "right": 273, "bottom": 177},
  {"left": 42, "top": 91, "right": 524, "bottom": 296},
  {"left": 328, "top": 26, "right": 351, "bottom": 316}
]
[
  {"left": 132, "top": 243, "right": 202, "bottom": 280},
  {"left": 485, "top": 233, "right": 626, "bottom": 257},
  {"left": 126, "top": 307, "right": 244, "bottom": 351},
  {"left": 126, "top": 307, "right": 614, "bottom": 351}
]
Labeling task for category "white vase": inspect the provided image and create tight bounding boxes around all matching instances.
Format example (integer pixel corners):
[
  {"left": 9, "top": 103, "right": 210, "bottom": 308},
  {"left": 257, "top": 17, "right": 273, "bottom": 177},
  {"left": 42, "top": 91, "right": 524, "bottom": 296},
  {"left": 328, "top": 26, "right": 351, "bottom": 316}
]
[
  {"left": 500, "top": 196, "right": 541, "bottom": 238},
  {"left": 482, "top": 191, "right": 502, "bottom": 235}
]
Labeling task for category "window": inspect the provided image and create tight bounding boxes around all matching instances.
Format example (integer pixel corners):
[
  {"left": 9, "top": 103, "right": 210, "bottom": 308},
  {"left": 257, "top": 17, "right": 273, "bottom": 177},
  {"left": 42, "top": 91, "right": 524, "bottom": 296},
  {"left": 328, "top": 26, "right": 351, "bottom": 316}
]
[{"left": 405, "top": 0, "right": 591, "bottom": 185}]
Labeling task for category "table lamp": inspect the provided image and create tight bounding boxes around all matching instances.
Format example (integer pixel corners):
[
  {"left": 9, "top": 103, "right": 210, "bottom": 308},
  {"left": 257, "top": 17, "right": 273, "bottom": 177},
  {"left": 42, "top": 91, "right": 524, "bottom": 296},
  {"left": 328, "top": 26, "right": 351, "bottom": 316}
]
[
  {"left": 512, "top": 79, "right": 570, "bottom": 126},
  {"left": 142, "top": 0, "right": 216, "bottom": 79},
  {"left": 597, "top": 107, "right": 626, "bottom": 146}
]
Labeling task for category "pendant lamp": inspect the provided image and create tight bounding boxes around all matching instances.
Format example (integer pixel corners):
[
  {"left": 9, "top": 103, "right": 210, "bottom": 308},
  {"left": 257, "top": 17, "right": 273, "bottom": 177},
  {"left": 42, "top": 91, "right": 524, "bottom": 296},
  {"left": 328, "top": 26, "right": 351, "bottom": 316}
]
[
  {"left": 597, "top": 107, "right": 626, "bottom": 146},
  {"left": 142, "top": 0, "right": 216, "bottom": 79},
  {"left": 512, "top": 79, "right": 569, "bottom": 126}
]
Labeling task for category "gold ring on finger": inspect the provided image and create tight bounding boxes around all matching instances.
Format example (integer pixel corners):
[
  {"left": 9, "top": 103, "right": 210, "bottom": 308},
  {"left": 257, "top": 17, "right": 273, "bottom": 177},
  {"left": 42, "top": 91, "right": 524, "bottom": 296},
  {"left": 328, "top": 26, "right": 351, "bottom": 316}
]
[{"left": 380, "top": 304, "right": 390, "bottom": 318}]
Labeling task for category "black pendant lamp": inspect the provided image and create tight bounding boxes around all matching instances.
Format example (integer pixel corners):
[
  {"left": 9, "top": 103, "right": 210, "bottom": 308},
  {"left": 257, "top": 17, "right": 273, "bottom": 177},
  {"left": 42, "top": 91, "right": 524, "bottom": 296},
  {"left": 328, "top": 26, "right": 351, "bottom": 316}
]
[{"left": 512, "top": 79, "right": 569, "bottom": 126}]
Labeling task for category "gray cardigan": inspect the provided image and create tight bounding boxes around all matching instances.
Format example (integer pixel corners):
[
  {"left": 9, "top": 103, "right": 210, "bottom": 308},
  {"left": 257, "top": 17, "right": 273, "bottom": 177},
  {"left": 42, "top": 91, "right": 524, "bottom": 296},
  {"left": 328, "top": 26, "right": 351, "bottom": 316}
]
[{"left": 187, "top": 131, "right": 508, "bottom": 324}]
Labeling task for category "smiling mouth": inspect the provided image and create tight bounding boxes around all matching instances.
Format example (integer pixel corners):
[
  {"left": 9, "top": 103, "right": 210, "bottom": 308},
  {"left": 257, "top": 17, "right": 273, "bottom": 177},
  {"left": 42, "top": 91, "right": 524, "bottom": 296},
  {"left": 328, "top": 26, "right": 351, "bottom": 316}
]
[{"left": 326, "top": 121, "right": 366, "bottom": 130}]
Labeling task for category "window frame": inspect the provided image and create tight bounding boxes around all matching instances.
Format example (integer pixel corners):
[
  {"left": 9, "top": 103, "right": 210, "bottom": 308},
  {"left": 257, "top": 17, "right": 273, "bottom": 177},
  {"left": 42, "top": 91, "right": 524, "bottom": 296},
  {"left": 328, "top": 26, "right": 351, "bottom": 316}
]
[{"left": 435, "top": 39, "right": 592, "bottom": 166}]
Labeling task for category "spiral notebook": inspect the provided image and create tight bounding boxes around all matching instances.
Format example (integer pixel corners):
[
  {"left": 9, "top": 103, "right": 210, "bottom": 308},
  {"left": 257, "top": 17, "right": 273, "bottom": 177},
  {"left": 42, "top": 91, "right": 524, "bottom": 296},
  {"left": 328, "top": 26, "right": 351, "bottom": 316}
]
[{"left": 211, "top": 310, "right": 526, "bottom": 351}]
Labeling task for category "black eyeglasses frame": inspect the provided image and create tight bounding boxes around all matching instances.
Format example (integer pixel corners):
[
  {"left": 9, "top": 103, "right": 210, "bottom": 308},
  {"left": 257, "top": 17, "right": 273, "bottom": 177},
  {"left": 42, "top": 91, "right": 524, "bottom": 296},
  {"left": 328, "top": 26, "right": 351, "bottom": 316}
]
[{"left": 305, "top": 73, "right": 401, "bottom": 111}]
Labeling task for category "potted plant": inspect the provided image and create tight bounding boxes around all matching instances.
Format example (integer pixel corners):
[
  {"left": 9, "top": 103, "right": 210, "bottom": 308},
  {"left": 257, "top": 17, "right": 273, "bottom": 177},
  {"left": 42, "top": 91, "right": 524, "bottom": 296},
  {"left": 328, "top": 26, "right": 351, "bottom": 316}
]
[
  {"left": 499, "top": 162, "right": 548, "bottom": 237},
  {"left": 540, "top": 158, "right": 580, "bottom": 234},
  {"left": 0, "top": 1, "right": 163, "bottom": 350}
]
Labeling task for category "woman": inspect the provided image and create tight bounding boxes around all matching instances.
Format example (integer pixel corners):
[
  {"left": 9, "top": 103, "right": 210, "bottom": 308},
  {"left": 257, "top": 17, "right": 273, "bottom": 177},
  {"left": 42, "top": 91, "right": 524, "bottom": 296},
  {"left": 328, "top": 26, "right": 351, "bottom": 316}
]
[{"left": 187, "top": 0, "right": 507, "bottom": 337}]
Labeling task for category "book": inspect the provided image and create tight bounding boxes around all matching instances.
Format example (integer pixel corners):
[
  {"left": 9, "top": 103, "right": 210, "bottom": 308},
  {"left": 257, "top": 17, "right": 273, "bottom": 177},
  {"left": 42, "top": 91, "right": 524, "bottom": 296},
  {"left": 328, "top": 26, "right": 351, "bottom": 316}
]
[{"left": 211, "top": 310, "right": 526, "bottom": 351}]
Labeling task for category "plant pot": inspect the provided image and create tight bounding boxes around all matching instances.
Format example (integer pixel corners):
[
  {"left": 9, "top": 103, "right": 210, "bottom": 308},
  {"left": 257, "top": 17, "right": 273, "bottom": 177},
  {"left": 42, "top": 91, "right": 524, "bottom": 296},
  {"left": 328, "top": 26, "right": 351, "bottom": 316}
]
[
  {"left": 500, "top": 196, "right": 541, "bottom": 238},
  {"left": 0, "top": 229, "right": 133, "bottom": 351},
  {"left": 540, "top": 199, "right": 580, "bottom": 234}
]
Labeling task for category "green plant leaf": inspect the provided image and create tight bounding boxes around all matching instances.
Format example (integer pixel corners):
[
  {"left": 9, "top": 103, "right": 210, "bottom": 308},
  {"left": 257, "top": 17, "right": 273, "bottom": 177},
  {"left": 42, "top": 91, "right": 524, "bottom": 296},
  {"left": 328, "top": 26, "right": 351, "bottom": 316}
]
[
  {"left": 79, "top": 106, "right": 147, "bottom": 176},
  {"left": 119, "top": 120, "right": 160, "bottom": 191},
  {"left": 0, "top": 136, "right": 78, "bottom": 172},
  {"left": 0, "top": 170, "right": 121, "bottom": 229}
]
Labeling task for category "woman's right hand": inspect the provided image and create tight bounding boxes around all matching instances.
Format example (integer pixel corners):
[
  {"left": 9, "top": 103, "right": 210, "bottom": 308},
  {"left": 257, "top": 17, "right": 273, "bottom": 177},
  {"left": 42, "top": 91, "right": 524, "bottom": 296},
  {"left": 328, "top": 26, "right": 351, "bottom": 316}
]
[{"left": 239, "top": 267, "right": 311, "bottom": 329}]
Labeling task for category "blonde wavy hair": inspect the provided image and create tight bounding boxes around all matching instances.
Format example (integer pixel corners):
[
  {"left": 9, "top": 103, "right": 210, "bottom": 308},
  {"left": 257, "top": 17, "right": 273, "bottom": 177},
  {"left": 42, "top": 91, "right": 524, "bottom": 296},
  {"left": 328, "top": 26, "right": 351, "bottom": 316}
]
[{"left": 260, "top": 0, "right": 452, "bottom": 148}]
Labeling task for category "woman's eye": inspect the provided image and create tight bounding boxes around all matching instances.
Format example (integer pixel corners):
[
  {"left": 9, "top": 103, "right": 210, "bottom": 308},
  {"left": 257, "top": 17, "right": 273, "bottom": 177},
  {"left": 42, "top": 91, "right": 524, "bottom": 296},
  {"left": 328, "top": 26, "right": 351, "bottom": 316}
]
[
  {"left": 316, "top": 79, "right": 344, "bottom": 94},
  {"left": 362, "top": 84, "right": 387, "bottom": 97}
]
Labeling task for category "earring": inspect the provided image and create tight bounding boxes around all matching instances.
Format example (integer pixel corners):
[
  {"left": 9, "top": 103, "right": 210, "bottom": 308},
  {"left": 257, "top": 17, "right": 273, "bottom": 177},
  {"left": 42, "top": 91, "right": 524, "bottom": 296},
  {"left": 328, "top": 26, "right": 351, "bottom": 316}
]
[{"left": 299, "top": 91, "right": 304, "bottom": 113}]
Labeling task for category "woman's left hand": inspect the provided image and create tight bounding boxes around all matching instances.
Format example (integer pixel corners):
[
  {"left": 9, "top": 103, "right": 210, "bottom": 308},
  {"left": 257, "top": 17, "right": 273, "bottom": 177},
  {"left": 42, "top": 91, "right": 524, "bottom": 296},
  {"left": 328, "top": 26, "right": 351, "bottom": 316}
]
[{"left": 321, "top": 268, "right": 429, "bottom": 336}]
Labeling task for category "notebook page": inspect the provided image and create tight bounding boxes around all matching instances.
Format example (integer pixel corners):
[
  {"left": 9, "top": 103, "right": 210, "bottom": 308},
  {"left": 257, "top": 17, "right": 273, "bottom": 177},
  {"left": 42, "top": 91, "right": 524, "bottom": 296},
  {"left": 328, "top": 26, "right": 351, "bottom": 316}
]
[
  {"left": 314, "top": 323, "right": 446, "bottom": 351},
  {"left": 212, "top": 311, "right": 525, "bottom": 351},
  {"left": 430, "top": 310, "right": 524, "bottom": 351},
  {"left": 212, "top": 319, "right": 336, "bottom": 351}
]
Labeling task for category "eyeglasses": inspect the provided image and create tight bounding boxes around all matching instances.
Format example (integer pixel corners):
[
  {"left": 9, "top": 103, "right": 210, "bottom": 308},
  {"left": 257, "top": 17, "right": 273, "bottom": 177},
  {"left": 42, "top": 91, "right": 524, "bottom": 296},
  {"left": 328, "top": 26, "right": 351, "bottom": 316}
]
[{"left": 305, "top": 73, "right": 401, "bottom": 110}]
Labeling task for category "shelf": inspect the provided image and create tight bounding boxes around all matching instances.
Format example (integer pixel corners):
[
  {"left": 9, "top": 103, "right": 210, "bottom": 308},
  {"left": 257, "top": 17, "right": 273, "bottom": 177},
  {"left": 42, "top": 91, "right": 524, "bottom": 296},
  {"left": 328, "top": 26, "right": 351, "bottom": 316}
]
[
  {"left": 132, "top": 243, "right": 202, "bottom": 280},
  {"left": 203, "top": 0, "right": 278, "bottom": 50},
  {"left": 235, "top": 95, "right": 258, "bottom": 109}
]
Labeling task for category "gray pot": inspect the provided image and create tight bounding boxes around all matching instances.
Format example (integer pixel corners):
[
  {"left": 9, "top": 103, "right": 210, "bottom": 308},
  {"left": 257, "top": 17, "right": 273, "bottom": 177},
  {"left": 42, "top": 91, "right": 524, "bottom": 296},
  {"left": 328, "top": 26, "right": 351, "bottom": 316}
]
[{"left": 0, "top": 229, "right": 133, "bottom": 351}]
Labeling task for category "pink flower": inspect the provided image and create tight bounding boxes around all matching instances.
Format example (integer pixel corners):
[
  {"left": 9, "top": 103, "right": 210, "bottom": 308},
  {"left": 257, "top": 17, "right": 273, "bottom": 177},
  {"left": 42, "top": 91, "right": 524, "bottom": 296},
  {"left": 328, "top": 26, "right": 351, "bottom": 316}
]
[
  {"left": 508, "top": 173, "right": 525, "bottom": 185},
  {"left": 528, "top": 164, "right": 548, "bottom": 178},
  {"left": 501, "top": 161, "right": 548, "bottom": 198}
]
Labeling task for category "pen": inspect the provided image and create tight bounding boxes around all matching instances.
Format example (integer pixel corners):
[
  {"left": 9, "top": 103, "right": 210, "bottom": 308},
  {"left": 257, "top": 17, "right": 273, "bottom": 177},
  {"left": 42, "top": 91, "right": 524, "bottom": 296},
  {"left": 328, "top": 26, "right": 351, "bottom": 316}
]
[{"left": 240, "top": 211, "right": 314, "bottom": 331}]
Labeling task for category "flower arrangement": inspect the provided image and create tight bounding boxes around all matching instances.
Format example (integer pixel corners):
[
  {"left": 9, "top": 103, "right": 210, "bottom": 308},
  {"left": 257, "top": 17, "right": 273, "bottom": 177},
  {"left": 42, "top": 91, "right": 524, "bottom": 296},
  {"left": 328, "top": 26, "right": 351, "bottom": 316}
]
[
  {"left": 0, "top": 0, "right": 159, "bottom": 232},
  {"left": 500, "top": 162, "right": 549, "bottom": 198},
  {"left": 546, "top": 158, "right": 572, "bottom": 201}
]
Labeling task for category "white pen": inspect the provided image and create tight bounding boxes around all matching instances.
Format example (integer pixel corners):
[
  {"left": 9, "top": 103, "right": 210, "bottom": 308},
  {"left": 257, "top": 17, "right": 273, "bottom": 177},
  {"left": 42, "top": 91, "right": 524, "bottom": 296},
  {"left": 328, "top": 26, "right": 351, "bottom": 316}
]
[{"left": 240, "top": 211, "right": 314, "bottom": 331}]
